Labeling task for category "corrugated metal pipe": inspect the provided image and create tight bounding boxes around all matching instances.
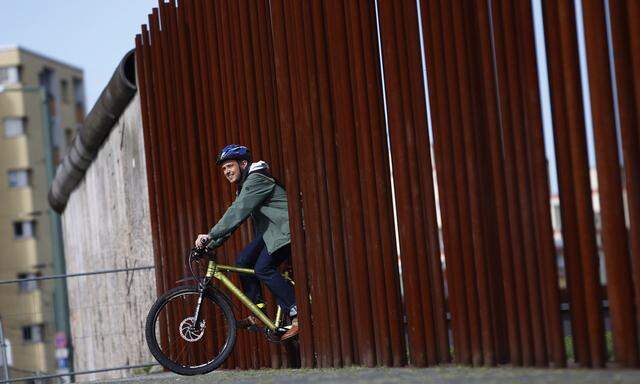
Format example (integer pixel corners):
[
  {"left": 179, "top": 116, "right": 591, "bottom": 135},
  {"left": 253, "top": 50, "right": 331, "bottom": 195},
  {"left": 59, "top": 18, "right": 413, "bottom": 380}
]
[{"left": 48, "top": 49, "right": 137, "bottom": 213}]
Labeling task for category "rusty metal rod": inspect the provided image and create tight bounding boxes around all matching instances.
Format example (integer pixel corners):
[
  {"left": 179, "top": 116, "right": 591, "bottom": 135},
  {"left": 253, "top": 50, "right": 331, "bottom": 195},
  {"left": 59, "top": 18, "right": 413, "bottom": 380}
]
[
  {"left": 608, "top": 0, "right": 640, "bottom": 358},
  {"left": 323, "top": 0, "right": 378, "bottom": 366},
  {"left": 377, "top": 0, "right": 429, "bottom": 366},
  {"left": 364, "top": 0, "right": 408, "bottom": 366},
  {"left": 513, "top": 0, "right": 562, "bottom": 366},
  {"left": 542, "top": 0, "right": 601, "bottom": 367},
  {"left": 450, "top": 0, "right": 496, "bottom": 366},
  {"left": 269, "top": 0, "right": 316, "bottom": 367},
  {"left": 420, "top": 0, "right": 471, "bottom": 364},
  {"left": 308, "top": 0, "right": 356, "bottom": 366},
  {"left": 582, "top": 0, "right": 639, "bottom": 367}
]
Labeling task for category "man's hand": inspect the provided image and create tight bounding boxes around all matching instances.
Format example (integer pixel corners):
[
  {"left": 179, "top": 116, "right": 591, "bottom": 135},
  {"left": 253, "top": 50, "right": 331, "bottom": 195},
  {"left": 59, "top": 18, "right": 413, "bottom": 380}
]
[{"left": 195, "top": 234, "right": 210, "bottom": 248}]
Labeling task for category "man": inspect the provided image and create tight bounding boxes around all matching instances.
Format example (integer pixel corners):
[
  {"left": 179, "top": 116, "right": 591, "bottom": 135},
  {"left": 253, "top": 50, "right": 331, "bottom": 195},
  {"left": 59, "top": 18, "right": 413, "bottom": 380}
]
[{"left": 195, "top": 144, "right": 298, "bottom": 340}]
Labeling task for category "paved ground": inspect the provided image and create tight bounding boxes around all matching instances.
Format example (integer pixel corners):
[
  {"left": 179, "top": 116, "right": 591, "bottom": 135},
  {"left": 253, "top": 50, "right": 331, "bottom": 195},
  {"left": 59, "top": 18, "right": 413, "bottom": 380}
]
[{"left": 96, "top": 366, "right": 640, "bottom": 384}]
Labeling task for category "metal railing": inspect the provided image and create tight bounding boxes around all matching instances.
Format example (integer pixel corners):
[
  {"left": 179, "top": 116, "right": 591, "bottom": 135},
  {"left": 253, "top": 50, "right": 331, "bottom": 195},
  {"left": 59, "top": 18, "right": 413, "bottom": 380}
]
[
  {"left": 0, "top": 266, "right": 157, "bottom": 383},
  {"left": 0, "top": 363, "right": 158, "bottom": 384}
]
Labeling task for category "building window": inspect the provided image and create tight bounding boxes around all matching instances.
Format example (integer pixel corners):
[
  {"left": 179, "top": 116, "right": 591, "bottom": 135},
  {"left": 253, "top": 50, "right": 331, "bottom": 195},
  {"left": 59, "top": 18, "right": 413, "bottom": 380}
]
[
  {"left": 22, "top": 324, "right": 44, "bottom": 343},
  {"left": 38, "top": 67, "right": 53, "bottom": 94},
  {"left": 72, "top": 77, "right": 84, "bottom": 103},
  {"left": 17, "top": 272, "right": 41, "bottom": 293},
  {"left": 60, "top": 79, "right": 69, "bottom": 104},
  {"left": 8, "top": 169, "right": 31, "bottom": 188},
  {"left": 0, "top": 67, "right": 9, "bottom": 84},
  {"left": 13, "top": 220, "right": 36, "bottom": 239},
  {"left": 0, "top": 66, "right": 20, "bottom": 84},
  {"left": 3, "top": 117, "right": 26, "bottom": 138}
]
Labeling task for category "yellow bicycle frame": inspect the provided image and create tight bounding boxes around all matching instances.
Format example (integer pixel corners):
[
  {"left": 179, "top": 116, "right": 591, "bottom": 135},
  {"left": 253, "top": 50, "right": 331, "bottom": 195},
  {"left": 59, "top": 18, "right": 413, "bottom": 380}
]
[{"left": 204, "top": 260, "right": 294, "bottom": 331}]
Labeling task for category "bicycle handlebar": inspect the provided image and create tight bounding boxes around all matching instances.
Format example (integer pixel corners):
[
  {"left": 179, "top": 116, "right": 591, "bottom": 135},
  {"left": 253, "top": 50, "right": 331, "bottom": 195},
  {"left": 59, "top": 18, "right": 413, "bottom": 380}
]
[{"left": 191, "top": 246, "right": 214, "bottom": 259}]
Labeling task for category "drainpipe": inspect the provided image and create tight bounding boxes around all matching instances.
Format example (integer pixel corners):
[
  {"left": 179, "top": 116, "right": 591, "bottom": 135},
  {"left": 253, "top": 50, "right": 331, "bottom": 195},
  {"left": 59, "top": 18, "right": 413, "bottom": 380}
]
[{"left": 39, "top": 88, "right": 74, "bottom": 380}]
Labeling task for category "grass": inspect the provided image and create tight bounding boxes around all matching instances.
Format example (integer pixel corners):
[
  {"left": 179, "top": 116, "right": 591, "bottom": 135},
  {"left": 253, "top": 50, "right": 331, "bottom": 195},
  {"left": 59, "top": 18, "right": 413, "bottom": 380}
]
[{"left": 564, "top": 330, "right": 614, "bottom": 363}]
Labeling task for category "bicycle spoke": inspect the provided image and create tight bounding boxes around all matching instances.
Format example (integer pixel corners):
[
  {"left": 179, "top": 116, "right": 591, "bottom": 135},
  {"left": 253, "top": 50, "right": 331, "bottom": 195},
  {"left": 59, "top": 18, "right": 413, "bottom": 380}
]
[{"left": 174, "top": 339, "right": 191, "bottom": 365}]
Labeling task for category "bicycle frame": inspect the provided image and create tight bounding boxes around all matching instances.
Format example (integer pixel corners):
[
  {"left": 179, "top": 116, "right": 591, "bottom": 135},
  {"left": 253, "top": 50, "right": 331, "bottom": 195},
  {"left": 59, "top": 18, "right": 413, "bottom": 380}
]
[{"left": 202, "top": 259, "right": 293, "bottom": 332}]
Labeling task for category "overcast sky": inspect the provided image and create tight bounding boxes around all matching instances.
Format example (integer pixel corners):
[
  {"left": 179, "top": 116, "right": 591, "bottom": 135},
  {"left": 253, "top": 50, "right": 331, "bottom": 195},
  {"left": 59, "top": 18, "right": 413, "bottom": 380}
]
[{"left": 1, "top": 0, "right": 157, "bottom": 108}]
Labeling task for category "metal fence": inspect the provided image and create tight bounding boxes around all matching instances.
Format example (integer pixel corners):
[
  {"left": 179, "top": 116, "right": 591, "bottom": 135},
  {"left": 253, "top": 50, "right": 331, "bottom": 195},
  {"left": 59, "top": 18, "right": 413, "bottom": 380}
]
[
  {"left": 0, "top": 267, "right": 156, "bottom": 383},
  {"left": 135, "top": 0, "right": 640, "bottom": 369}
]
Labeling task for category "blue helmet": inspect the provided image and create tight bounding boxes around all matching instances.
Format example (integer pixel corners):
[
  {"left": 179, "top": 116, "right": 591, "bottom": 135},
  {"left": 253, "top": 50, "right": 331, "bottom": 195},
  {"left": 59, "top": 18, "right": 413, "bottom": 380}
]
[{"left": 216, "top": 144, "right": 251, "bottom": 166}]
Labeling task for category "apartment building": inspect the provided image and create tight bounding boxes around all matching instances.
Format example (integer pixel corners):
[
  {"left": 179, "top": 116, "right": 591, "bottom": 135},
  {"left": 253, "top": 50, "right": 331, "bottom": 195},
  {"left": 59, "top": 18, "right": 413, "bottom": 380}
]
[{"left": 0, "top": 46, "right": 84, "bottom": 380}]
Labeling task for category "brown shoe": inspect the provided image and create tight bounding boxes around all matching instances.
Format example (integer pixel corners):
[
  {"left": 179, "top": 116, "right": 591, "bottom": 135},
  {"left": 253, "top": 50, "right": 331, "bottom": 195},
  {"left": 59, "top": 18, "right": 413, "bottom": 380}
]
[
  {"left": 281, "top": 318, "right": 299, "bottom": 341},
  {"left": 237, "top": 315, "right": 259, "bottom": 329}
]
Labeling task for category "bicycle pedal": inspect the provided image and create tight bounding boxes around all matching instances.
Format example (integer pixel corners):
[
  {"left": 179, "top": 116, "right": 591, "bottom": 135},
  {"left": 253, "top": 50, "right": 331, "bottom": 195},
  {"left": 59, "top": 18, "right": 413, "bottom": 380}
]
[{"left": 245, "top": 325, "right": 261, "bottom": 333}]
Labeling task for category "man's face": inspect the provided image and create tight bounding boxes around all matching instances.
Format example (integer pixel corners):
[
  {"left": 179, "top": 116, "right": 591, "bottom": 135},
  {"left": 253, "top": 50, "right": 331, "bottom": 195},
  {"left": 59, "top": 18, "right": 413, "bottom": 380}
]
[{"left": 221, "top": 160, "right": 247, "bottom": 184}]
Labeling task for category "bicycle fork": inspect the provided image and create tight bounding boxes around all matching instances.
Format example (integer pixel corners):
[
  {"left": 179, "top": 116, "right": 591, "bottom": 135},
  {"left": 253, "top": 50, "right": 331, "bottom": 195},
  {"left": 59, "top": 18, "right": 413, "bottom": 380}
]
[
  {"left": 191, "top": 291, "right": 206, "bottom": 329},
  {"left": 189, "top": 262, "right": 216, "bottom": 331}
]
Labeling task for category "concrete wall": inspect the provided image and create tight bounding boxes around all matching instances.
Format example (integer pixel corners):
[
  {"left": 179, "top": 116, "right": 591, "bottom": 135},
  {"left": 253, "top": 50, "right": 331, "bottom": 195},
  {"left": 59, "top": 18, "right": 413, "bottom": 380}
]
[{"left": 61, "top": 93, "right": 156, "bottom": 381}]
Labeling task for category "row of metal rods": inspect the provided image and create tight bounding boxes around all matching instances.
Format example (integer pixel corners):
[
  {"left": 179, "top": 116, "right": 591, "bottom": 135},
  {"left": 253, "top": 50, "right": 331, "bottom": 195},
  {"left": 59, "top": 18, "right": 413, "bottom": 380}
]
[
  {"left": 270, "top": 0, "right": 408, "bottom": 367},
  {"left": 135, "top": 0, "right": 640, "bottom": 369},
  {"left": 136, "top": 0, "right": 297, "bottom": 369}
]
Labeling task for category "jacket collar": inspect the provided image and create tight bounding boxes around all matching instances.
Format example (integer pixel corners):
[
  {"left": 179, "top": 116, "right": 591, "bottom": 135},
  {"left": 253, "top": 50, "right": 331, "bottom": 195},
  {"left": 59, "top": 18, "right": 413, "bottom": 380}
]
[{"left": 237, "top": 160, "right": 271, "bottom": 193}]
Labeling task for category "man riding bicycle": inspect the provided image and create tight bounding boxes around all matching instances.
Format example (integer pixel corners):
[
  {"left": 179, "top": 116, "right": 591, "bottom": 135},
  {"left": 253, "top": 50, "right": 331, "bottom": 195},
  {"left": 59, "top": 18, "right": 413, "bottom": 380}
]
[{"left": 194, "top": 144, "right": 298, "bottom": 340}]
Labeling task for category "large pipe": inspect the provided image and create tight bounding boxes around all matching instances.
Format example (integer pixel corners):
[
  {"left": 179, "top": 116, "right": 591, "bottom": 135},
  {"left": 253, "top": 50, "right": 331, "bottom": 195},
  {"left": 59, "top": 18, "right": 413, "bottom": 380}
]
[{"left": 48, "top": 49, "right": 137, "bottom": 213}]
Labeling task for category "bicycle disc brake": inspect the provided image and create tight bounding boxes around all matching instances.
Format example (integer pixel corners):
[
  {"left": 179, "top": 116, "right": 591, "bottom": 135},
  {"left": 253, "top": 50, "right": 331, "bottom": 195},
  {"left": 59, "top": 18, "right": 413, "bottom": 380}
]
[{"left": 179, "top": 317, "right": 206, "bottom": 342}]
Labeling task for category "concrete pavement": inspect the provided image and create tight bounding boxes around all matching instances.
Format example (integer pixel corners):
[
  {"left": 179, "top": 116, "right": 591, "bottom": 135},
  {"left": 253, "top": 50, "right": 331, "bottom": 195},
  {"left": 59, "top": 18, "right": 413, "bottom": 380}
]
[{"left": 95, "top": 366, "right": 640, "bottom": 384}]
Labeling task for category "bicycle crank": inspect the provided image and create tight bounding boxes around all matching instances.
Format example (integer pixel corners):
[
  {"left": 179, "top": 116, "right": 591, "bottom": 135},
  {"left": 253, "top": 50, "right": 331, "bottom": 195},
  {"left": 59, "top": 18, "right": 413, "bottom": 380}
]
[{"left": 265, "top": 327, "right": 290, "bottom": 343}]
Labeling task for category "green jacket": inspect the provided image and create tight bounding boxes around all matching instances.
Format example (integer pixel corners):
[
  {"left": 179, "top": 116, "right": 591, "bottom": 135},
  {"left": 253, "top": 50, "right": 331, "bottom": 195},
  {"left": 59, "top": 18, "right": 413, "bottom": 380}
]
[{"left": 207, "top": 169, "right": 291, "bottom": 254}]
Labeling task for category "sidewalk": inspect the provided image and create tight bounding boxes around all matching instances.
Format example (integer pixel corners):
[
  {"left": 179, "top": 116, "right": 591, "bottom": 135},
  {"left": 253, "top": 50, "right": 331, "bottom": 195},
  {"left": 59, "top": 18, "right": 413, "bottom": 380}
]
[{"left": 98, "top": 366, "right": 640, "bottom": 384}]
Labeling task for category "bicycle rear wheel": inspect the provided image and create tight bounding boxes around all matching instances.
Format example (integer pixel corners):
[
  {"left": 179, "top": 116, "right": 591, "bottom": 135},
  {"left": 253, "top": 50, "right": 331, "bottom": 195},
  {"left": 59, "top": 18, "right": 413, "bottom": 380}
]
[{"left": 145, "top": 285, "right": 236, "bottom": 375}]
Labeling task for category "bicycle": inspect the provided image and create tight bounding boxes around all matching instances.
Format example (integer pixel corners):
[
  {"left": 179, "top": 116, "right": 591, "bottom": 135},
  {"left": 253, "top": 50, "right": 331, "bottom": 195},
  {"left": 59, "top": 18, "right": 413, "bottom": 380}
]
[{"left": 145, "top": 246, "right": 296, "bottom": 375}]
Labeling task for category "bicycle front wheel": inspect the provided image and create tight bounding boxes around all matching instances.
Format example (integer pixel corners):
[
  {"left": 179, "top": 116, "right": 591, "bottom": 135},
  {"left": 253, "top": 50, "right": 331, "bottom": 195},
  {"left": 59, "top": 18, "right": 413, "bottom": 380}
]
[{"left": 145, "top": 285, "right": 236, "bottom": 375}]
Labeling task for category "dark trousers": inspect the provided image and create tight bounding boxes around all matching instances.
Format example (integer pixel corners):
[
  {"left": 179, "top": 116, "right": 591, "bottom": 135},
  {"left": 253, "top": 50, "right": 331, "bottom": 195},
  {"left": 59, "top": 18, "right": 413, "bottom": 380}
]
[{"left": 236, "top": 236, "right": 296, "bottom": 313}]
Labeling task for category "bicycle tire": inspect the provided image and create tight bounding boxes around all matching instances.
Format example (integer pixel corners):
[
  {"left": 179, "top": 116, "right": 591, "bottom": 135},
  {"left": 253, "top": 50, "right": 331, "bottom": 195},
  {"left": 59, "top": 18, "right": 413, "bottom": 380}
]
[{"left": 145, "top": 285, "right": 236, "bottom": 375}]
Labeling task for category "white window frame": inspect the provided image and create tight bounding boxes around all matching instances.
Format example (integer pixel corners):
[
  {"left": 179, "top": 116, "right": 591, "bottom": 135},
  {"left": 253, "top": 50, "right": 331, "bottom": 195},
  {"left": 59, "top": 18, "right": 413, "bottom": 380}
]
[
  {"left": 8, "top": 169, "right": 30, "bottom": 188},
  {"left": 0, "top": 66, "right": 20, "bottom": 85},
  {"left": 13, "top": 220, "right": 36, "bottom": 239},
  {"left": 17, "top": 272, "right": 40, "bottom": 293},
  {"left": 22, "top": 324, "right": 44, "bottom": 343},
  {"left": 3, "top": 117, "right": 27, "bottom": 138}
]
